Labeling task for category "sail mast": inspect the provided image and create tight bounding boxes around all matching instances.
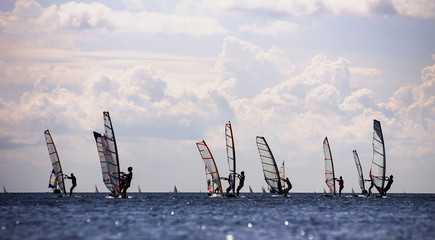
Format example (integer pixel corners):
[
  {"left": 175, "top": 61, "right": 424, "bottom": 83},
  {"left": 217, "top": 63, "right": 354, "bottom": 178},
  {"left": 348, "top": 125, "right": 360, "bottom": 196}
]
[
  {"left": 323, "top": 137, "right": 336, "bottom": 195},
  {"left": 225, "top": 121, "right": 236, "bottom": 195},
  {"left": 196, "top": 140, "right": 223, "bottom": 194},
  {"left": 44, "top": 130, "right": 66, "bottom": 194},
  {"left": 255, "top": 136, "right": 282, "bottom": 194},
  {"left": 279, "top": 161, "right": 285, "bottom": 190},
  {"left": 371, "top": 119, "right": 386, "bottom": 195}
]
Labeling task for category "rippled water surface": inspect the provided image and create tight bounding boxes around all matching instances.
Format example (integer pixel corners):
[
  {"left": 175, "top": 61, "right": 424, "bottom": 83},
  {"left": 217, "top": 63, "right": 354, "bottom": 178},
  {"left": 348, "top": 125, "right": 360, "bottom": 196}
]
[{"left": 1, "top": 193, "right": 434, "bottom": 239}]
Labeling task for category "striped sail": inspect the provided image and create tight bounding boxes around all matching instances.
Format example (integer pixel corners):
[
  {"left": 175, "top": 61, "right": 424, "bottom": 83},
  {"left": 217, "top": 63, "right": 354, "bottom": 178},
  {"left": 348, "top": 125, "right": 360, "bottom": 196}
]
[
  {"left": 323, "top": 137, "right": 336, "bottom": 195},
  {"left": 44, "top": 130, "right": 66, "bottom": 194},
  {"left": 93, "top": 131, "right": 121, "bottom": 196},
  {"left": 370, "top": 119, "right": 386, "bottom": 195},
  {"left": 256, "top": 136, "right": 282, "bottom": 194},
  {"left": 225, "top": 121, "right": 236, "bottom": 195},
  {"left": 197, "top": 140, "right": 223, "bottom": 194},
  {"left": 352, "top": 150, "right": 366, "bottom": 193}
]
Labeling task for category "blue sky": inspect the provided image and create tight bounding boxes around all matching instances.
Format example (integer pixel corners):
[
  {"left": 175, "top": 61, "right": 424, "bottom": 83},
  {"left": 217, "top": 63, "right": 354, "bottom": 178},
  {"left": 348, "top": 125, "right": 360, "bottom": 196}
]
[{"left": 1, "top": 0, "right": 434, "bottom": 193}]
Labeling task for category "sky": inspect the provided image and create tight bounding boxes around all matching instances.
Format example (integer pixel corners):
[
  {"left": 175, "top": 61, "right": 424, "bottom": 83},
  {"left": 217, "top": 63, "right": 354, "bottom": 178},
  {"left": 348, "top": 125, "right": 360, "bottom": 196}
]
[{"left": 0, "top": 0, "right": 434, "bottom": 193}]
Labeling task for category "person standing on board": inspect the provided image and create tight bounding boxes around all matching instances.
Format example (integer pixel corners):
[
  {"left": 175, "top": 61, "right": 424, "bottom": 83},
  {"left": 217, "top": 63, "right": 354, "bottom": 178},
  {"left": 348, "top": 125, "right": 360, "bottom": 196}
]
[
  {"left": 383, "top": 175, "right": 394, "bottom": 196},
  {"left": 120, "top": 167, "right": 133, "bottom": 198},
  {"left": 64, "top": 173, "right": 77, "bottom": 197},
  {"left": 335, "top": 176, "right": 344, "bottom": 197},
  {"left": 236, "top": 171, "right": 245, "bottom": 197},
  {"left": 221, "top": 174, "right": 233, "bottom": 196},
  {"left": 281, "top": 177, "right": 292, "bottom": 196}
]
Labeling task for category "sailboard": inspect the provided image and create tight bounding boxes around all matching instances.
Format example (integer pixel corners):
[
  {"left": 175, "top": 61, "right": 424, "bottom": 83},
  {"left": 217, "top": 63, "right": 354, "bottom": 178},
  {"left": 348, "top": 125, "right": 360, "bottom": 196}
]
[
  {"left": 225, "top": 121, "right": 237, "bottom": 196},
  {"left": 370, "top": 119, "right": 386, "bottom": 196},
  {"left": 352, "top": 150, "right": 367, "bottom": 194},
  {"left": 44, "top": 130, "right": 66, "bottom": 194},
  {"left": 196, "top": 140, "right": 223, "bottom": 196},
  {"left": 255, "top": 136, "right": 283, "bottom": 194},
  {"left": 323, "top": 137, "right": 336, "bottom": 196},
  {"left": 93, "top": 111, "right": 121, "bottom": 197}
]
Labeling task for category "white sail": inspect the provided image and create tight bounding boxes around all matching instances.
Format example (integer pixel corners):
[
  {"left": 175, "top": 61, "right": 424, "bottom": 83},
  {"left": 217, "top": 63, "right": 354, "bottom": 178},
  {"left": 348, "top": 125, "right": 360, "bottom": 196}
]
[
  {"left": 352, "top": 150, "right": 366, "bottom": 193},
  {"left": 196, "top": 140, "right": 223, "bottom": 194},
  {"left": 44, "top": 130, "right": 66, "bottom": 194},
  {"left": 256, "top": 136, "right": 282, "bottom": 194},
  {"left": 279, "top": 161, "right": 285, "bottom": 189},
  {"left": 93, "top": 111, "right": 121, "bottom": 197},
  {"left": 3, "top": 185, "right": 7, "bottom": 193},
  {"left": 225, "top": 121, "right": 236, "bottom": 195},
  {"left": 370, "top": 119, "right": 386, "bottom": 195},
  {"left": 323, "top": 137, "right": 336, "bottom": 195}
]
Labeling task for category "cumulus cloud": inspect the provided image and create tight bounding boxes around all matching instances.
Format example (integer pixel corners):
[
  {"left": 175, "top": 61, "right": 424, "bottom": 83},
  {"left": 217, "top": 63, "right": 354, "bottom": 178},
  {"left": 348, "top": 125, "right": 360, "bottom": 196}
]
[
  {"left": 215, "top": 36, "right": 295, "bottom": 98},
  {"left": 0, "top": 0, "right": 227, "bottom": 40}
]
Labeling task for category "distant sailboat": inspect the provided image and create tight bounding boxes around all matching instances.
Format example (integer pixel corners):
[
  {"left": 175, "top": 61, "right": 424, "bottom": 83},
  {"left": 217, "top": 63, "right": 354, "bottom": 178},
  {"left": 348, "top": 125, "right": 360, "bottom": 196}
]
[
  {"left": 256, "top": 136, "right": 283, "bottom": 194},
  {"left": 95, "top": 185, "right": 99, "bottom": 193},
  {"left": 196, "top": 140, "right": 223, "bottom": 197},
  {"left": 138, "top": 185, "right": 142, "bottom": 193},
  {"left": 93, "top": 111, "right": 122, "bottom": 198},
  {"left": 370, "top": 119, "right": 387, "bottom": 196},
  {"left": 249, "top": 186, "right": 254, "bottom": 193},
  {"left": 173, "top": 185, "right": 178, "bottom": 193},
  {"left": 279, "top": 161, "right": 285, "bottom": 190},
  {"left": 225, "top": 121, "right": 237, "bottom": 197},
  {"left": 353, "top": 150, "right": 367, "bottom": 195},
  {"left": 44, "top": 130, "right": 66, "bottom": 194},
  {"left": 3, "top": 185, "right": 7, "bottom": 193},
  {"left": 323, "top": 137, "right": 336, "bottom": 196}
]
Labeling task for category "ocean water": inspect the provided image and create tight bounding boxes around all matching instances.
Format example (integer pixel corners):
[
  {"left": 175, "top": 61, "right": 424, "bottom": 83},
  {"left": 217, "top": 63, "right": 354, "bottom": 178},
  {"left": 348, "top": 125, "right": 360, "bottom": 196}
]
[{"left": 0, "top": 193, "right": 434, "bottom": 240}]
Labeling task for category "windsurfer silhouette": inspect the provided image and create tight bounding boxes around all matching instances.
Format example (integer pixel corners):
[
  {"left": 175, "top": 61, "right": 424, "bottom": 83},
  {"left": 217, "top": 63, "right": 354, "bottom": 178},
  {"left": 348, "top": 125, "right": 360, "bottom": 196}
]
[
  {"left": 220, "top": 174, "right": 233, "bottom": 196},
  {"left": 64, "top": 173, "right": 77, "bottom": 197},
  {"left": 383, "top": 175, "right": 394, "bottom": 196},
  {"left": 236, "top": 171, "right": 245, "bottom": 197},
  {"left": 334, "top": 176, "right": 344, "bottom": 197},
  {"left": 281, "top": 177, "right": 292, "bottom": 196},
  {"left": 120, "top": 167, "right": 133, "bottom": 198}
]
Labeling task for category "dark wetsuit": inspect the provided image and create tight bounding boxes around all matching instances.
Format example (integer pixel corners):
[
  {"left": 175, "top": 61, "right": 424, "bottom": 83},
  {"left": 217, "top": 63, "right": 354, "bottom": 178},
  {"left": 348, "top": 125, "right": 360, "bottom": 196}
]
[
  {"left": 67, "top": 175, "right": 77, "bottom": 197},
  {"left": 121, "top": 171, "right": 132, "bottom": 198},
  {"left": 383, "top": 178, "right": 393, "bottom": 195},
  {"left": 284, "top": 178, "right": 292, "bottom": 194},
  {"left": 337, "top": 178, "right": 344, "bottom": 197},
  {"left": 236, "top": 174, "right": 245, "bottom": 196}
]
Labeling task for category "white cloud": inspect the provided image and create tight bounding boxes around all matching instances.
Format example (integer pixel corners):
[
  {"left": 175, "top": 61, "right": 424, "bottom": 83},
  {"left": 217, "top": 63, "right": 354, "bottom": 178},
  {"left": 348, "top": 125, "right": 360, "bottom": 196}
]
[
  {"left": 393, "top": 0, "right": 435, "bottom": 18},
  {"left": 239, "top": 20, "right": 300, "bottom": 36}
]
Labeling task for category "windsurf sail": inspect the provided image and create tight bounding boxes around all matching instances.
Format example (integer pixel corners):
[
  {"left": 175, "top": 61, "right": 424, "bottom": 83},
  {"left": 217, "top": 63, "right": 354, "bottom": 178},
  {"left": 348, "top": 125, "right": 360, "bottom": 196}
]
[
  {"left": 352, "top": 150, "right": 366, "bottom": 194},
  {"left": 323, "top": 137, "right": 336, "bottom": 195},
  {"left": 370, "top": 119, "right": 386, "bottom": 195},
  {"left": 44, "top": 130, "right": 66, "bottom": 194},
  {"left": 256, "top": 136, "right": 282, "bottom": 194},
  {"left": 279, "top": 161, "right": 285, "bottom": 189},
  {"left": 174, "top": 185, "right": 178, "bottom": 193},
  {"left": 95, "top": 185, "right": 99, "bottom": 193},
  {"left": 138, "top": 185, "right": 142, "bottom": 193},
  {"left": 93, "top": 111, "right": 121, "bottom": 197},
  {"left": 48, "top": 169, "right": 56, "bottom": 188},
  {"left": 196, "top": 140, "right": 223, "bottom": 194},
  {"left": 249, "top": 186, "right": 254, "bottom": 193},
  {"left": 3, "top": 185, "right": 7, "bottom": 193},
  {"left": 225, "top": 121, "right": 236, "bottom": 195}
]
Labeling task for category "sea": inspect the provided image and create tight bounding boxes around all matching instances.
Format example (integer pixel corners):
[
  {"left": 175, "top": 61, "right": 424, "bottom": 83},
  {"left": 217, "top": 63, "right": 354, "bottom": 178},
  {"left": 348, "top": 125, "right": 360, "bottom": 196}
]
[{"left": 0, "top": 192, "right": 434, "bottom": 240}]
